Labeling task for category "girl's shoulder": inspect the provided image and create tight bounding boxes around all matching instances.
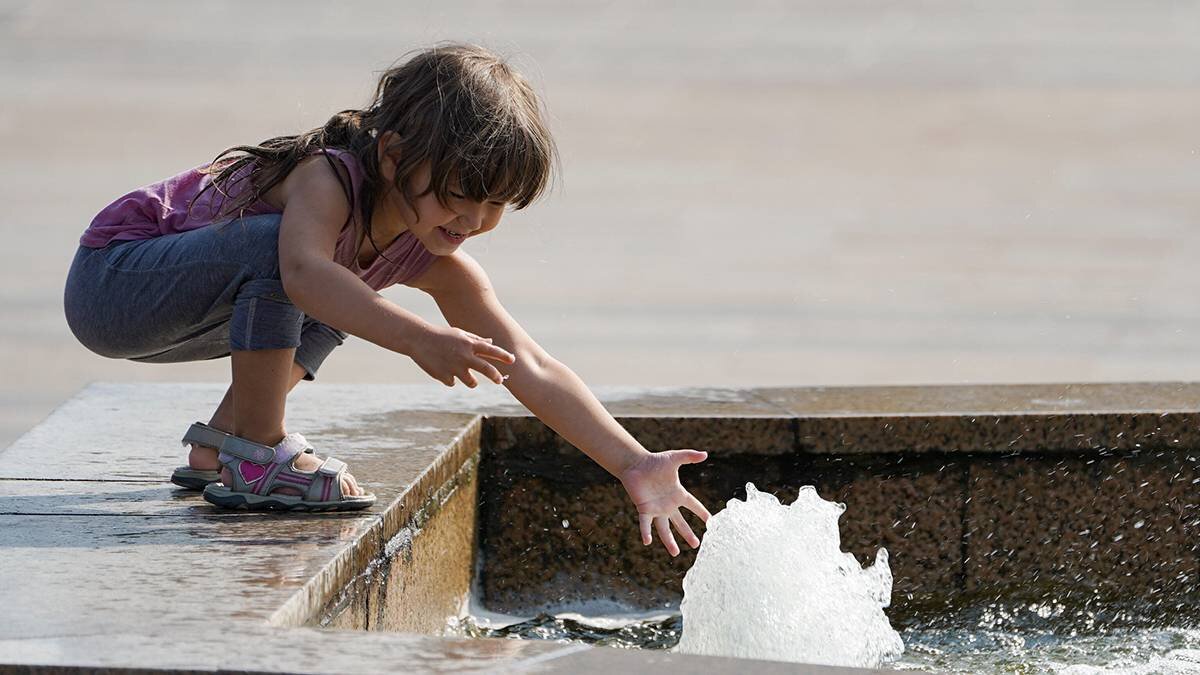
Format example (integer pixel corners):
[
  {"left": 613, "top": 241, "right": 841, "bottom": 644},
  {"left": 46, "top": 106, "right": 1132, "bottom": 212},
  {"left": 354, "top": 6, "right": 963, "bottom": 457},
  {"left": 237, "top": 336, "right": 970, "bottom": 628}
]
[
  {"left": 272, "top": 148, "right": 365, "bottom": 216},
  {"left": 300, "top": 148, "right": 365, "bottom": 201}
]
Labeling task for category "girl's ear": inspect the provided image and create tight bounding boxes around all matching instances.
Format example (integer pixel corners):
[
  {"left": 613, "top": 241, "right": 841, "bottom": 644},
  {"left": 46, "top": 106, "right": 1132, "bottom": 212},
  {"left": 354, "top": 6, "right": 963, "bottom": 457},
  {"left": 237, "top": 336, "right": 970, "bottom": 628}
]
[{"left": 377, "top": 131, "right": 401, "bottom": 181}]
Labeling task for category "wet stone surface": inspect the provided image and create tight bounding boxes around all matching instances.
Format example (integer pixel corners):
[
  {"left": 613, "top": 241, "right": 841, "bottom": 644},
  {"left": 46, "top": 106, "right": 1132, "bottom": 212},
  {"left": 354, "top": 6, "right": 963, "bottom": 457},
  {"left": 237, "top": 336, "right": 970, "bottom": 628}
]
[
  {"left": 0, "top": 384, "right": 486, "bottom": 654},
  {"left": 6, "top": 382, "right": 1200, "bottom": 673},
  {"left": 758, "top": 382, "right": 1200, "bottom": 417},
  {"left": 0, "top": 383, "right": 845, "bottom": 673},
  {"left": 0, "top": 625, "right": 574, "bottom": 674}
]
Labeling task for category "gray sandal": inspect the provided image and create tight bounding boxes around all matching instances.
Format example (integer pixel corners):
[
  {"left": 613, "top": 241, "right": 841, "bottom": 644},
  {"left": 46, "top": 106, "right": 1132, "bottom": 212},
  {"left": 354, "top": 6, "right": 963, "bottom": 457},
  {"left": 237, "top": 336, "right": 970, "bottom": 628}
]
[
  {"left": 202, "top": 432, "right": 376, "bottom": 512},
  {"left": 169, "top": 422, "right": 230, "bottom": 490},
  {"left": 170, "top": 422, "right": 313, "bottom": 490}
]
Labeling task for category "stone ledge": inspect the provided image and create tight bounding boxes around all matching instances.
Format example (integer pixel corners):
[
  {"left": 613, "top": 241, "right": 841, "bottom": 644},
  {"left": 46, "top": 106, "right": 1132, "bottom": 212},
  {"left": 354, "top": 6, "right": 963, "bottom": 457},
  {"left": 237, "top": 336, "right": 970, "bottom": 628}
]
[
  {"left": 7, "top": 381, "right": 1193, "bottom": 672},
  {"left": 0, "top": 383, "right": 849, "bottom": 673}
]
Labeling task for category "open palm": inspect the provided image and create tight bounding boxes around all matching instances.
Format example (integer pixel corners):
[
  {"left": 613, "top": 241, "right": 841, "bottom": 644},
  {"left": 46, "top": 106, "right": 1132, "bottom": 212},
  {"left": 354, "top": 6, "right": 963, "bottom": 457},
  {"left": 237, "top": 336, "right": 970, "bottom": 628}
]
[{"left": 619, "top": 449, "right": 713, "bottom": 556}]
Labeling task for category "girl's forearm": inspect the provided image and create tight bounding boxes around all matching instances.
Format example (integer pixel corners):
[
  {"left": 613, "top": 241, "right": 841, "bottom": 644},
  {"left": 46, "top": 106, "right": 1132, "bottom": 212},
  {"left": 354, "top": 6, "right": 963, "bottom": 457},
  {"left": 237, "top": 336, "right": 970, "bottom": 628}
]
[
  {"left": 505, "top": 356, "right": 651, "bottom": 478},
  {"left": 283, "top": 259, "right": 432, "bottom": 355}
]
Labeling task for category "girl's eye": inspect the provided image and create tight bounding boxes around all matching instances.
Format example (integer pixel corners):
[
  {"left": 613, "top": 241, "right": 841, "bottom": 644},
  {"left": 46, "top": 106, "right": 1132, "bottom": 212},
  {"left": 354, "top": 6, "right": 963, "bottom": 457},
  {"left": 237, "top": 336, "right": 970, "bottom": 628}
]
[{"left": 449, "top": 191, "right": 466, "bottom": 200}]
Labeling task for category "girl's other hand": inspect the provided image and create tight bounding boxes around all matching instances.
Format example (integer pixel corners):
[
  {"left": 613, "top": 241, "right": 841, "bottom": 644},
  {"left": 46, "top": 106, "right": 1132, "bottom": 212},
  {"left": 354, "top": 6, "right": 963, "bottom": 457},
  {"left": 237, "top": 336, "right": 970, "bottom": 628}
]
[
  {"left": 410, "top": 325, "right": 515, "bottom": 387},
  {"left": 618, "top": 449, "right": 712, "bottom": 556}
]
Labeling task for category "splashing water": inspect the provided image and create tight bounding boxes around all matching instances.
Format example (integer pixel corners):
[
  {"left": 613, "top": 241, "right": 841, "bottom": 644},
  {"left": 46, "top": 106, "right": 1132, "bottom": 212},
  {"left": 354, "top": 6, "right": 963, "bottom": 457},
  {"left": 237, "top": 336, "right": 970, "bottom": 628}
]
[{"left": 675, "top": 483, "right": 904, "bottom": 667}]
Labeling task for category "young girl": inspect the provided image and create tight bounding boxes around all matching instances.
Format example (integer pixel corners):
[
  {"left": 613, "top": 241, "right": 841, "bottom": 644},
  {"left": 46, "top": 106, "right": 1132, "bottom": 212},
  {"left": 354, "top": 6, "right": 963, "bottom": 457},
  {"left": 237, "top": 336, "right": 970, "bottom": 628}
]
[{"left": 63, "top": 43, "right": 710, "bottom": 556}]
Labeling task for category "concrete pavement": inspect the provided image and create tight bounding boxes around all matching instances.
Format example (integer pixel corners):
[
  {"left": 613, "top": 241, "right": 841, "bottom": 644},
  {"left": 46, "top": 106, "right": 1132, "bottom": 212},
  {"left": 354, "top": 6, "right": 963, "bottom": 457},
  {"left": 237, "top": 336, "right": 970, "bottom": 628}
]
[{"left": 4, "top": 1, "right": 1200, "bottom": 448}]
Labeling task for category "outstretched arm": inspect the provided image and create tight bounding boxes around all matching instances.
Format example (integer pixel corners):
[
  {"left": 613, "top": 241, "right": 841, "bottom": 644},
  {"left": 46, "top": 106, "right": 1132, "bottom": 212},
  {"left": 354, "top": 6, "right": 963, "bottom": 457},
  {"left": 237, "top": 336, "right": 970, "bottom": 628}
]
[
  {"left": 276, "top": 157, "right": 513, "bottom": 384},
  {"left": 411, "top": 252, "right": 712, "bottom": 555}
]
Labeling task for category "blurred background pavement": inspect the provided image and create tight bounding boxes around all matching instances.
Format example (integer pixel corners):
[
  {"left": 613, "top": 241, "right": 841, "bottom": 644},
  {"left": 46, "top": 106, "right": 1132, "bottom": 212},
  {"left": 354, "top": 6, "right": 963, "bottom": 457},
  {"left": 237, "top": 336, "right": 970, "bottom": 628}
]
[{"left": 3, "top": 1, "right": 1200, "bottom": 448}]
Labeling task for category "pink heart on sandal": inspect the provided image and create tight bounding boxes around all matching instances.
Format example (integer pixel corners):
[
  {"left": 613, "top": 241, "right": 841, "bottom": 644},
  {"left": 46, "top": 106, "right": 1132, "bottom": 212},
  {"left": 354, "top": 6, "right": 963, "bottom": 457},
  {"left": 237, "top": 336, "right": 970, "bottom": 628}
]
[{"left": 239, "top": 462, "right": 267, "bottom": 484}]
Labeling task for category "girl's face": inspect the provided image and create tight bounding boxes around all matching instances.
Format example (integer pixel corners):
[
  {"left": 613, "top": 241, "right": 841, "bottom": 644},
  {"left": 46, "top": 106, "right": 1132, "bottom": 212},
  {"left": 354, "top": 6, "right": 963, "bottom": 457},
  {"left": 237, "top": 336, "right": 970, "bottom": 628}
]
[
  {"left": 400, "top": 165, "right": 507, "bottom": 255},
  {"left": 378, "top": 138, "right": 507, "bottom": 255}
]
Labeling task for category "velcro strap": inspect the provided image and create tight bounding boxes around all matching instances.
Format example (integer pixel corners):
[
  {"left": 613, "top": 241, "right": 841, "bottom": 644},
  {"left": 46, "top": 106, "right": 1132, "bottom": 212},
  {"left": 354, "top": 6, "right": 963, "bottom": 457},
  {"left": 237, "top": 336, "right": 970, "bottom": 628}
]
[
  {"left": 181, "top": 422, "right": 229, "bottom": 449},
  {"left": 317, "top": 457, "right": 347, "bottom": 476},
  {"left": 218, "top": 435, "right": 276, "bottom": 464}
]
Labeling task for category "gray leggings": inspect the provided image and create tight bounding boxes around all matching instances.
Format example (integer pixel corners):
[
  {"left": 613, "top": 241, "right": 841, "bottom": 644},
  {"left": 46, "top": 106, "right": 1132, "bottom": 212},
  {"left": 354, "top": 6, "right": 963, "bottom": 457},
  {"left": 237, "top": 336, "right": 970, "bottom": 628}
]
[{"left": 64, "top": 214, "right": 344, "bottom": 380}]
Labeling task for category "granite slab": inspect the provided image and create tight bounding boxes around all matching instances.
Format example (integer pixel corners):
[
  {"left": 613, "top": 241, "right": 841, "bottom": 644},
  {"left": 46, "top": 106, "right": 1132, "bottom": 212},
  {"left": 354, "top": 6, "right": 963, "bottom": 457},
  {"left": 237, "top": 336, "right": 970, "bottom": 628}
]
[
  {"left": 15, "top": 382, "right": 1199, "bottom": 671},
  {"left": 0, "top": 383, "right": 870, "bottom": 673},
  {"left": 762, "top": 383, "right": 1200, "bottom": 454},
  {"left": 757, "top": 383, "right": 1200, "bottom": 416}
]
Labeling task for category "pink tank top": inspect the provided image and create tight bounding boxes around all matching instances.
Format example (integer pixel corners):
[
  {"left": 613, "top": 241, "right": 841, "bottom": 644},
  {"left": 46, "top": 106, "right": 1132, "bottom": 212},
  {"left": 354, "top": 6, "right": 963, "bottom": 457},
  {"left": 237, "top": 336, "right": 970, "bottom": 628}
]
[{"left": 80, "top": 148, "right": 438, "bottom": 290}]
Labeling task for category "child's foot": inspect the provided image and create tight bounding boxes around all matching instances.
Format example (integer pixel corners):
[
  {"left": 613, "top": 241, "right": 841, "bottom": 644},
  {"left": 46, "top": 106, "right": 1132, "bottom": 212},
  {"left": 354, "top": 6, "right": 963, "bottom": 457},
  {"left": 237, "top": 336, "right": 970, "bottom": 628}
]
[
  {"left": 187, "top": 442, "right": 222, "bottom": 472},
  {"left": 189, "top": 441, "right": 364, "bottom": 497}
]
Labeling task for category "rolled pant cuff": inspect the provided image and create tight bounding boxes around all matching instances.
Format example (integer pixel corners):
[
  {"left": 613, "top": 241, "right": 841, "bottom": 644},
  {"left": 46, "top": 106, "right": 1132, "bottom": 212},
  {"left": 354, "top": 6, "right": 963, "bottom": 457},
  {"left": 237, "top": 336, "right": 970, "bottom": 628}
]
[
  {"left": 229, "top": 279, "right": 304, "bottom": 351},
  {"left": 294, "top": 321, "right": 347, "bottom": 381}
]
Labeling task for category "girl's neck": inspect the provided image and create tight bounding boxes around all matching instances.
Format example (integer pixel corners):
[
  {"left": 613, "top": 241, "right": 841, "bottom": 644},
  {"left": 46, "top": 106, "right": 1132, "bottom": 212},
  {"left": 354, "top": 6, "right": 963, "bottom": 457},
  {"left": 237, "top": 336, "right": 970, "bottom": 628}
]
[
  {"left": 369, "top": 185, "right": 411, "bottom": 240},
  {"left": 354, "top": 192, "right": 411, "bottom": 267}
]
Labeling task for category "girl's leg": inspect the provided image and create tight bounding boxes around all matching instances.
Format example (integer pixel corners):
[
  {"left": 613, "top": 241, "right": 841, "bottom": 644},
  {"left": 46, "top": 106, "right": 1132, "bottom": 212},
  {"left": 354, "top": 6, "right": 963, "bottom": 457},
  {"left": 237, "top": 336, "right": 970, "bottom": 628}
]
[
  {"left": 220, "top": 346, "right": 362, "bottom": 496},
  {"left": 186, "top": 360, "right": 307, "bottom": 471},
  {"left": 188, "top": 318, "right": 347, "bottom": 469},
  {"left": 65, "top": 216, "right": 300, "bottom": 364},
  {"left": 65, "top": 215, "right": 361, "bottom": 496},
  {"left": 230, "top": 347, "right": 291, "bottom": 445}
]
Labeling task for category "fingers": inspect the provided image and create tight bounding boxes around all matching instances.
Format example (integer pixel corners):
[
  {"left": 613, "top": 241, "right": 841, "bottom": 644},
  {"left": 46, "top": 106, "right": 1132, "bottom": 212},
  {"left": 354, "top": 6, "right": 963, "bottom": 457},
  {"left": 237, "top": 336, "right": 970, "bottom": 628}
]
[
  {"left": 655, "top": 517, "right": 680, "bottom": 557},
  {"left": 469, "top": 357, "right": 506, "bottom": 385},
  {"left": 429, "top": 330, "right": 516, "bottom": 387},
  {"left": 670, "top": 510, "right": 701, "bottom": 549},
  {"left": 673, "top": 449, "right": 708, "bottom": 465},
  {"left": 639, "top": 513, "right": 653, "bottom": 546},
  {"left": 684, "top": 494, "right": 713, "bottom": 522},
  {"left": 458, "top": 370, "right": 479, "bottom": 388},
  {"left": 476, "top": 342, "right": 516, "bottom": 365}
]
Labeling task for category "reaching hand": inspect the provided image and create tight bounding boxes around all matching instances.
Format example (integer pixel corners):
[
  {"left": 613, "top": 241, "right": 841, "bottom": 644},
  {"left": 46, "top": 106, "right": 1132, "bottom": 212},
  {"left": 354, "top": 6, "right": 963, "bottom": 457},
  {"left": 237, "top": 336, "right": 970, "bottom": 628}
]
[
  {"left": 409, "top": 325, "right": 515, "bottom": 387},
  {"left": 618, "top": 449, "right": 712, "bottom": 556}
]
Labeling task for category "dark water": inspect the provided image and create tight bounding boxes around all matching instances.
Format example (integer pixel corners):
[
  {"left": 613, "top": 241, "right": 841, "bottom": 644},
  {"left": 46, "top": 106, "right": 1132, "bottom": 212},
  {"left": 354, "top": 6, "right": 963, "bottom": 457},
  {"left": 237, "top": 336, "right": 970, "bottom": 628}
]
[
  {"left": 453, "top": 599, "right": 1200, "bottom": 673},
  {"left": 455, "top": 612, "right": 683, "bottom": 651}
]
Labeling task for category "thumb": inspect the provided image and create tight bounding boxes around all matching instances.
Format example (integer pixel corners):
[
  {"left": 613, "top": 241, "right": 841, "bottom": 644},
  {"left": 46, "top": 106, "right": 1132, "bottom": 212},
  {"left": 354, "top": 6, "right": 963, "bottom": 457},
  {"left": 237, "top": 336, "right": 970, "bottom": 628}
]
[{"left": 673, "top": 449, "right": 708, "bottom": 465}]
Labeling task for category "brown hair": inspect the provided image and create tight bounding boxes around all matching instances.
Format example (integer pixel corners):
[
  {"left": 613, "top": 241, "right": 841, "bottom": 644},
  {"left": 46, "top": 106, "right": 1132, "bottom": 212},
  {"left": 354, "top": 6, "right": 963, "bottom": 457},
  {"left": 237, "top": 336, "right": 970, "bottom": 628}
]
[{"left": 195, "top": 43, "right": 557, "bottom": 261}]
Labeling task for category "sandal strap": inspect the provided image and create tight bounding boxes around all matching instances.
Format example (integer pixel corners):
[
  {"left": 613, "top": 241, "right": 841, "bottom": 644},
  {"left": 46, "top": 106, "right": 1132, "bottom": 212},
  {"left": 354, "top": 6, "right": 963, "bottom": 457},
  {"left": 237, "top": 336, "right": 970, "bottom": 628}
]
[
  {"left": 214, "top": 433, "right": 316, "bottom": 495},
  {"left": 318, "top": 456, "right": 347, "bottom": 476},
  {"left": 184, "top": 422, "right": 315, "bottom": 455},
  {"left": 218, "top": 435, "right": 277, "bottom": 465},
  {"left": 305, "top": 457, "right": 347, "bottom": 502},
  {"left": 182, "top": 422, "right": 230, "bottom": 449},
  {"left": 218, "top": 433, "right": 312, "bottom": 466}
]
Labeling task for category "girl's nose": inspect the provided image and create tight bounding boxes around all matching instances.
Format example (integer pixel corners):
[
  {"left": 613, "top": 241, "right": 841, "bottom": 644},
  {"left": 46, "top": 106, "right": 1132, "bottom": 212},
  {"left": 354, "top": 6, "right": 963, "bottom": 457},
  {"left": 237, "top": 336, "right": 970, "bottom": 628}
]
[{"left": 458, "top": 207, "right": 484, "bottom": 231}]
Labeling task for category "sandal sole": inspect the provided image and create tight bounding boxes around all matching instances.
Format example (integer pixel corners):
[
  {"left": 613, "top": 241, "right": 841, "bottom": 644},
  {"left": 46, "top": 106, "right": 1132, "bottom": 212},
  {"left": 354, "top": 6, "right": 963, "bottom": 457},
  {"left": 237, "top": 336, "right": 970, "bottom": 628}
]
[
  {"left": 202, "top": 485, "right": 376, "bottom": 512},
  {"left": 170, "top": 467, "right": 221, "bottom": 491}
]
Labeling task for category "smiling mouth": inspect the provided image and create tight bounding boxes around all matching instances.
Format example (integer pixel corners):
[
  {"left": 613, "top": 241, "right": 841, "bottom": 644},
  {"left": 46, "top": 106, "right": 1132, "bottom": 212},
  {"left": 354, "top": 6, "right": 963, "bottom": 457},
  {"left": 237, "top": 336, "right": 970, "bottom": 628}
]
[{"left": 439, "top": 227, "right": 467, "bottom": 241}]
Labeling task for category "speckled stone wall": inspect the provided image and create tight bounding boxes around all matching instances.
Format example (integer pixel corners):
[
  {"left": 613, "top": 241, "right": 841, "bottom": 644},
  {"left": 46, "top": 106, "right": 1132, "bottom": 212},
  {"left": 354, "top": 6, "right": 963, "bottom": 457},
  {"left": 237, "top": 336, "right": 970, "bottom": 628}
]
[
  {"left": 965, "top": 451, "right": 1200, "bottom": 606},
  {"left": 476, "top": 431, "right": 971, "bottom": 615},
  {"left": 312, "top": 416, "right": 484, "bottom": 633},
  {"left": 474, "top": 386, "right": 1200, "bottom": 618}
]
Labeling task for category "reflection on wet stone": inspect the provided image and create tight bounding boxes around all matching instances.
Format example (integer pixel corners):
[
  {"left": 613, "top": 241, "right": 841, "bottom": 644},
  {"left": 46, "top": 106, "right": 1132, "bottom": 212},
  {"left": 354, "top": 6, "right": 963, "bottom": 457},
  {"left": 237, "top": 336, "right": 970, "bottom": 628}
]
[{"left": 8, "top": 383, "right": 1200, "bottom": 672}]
